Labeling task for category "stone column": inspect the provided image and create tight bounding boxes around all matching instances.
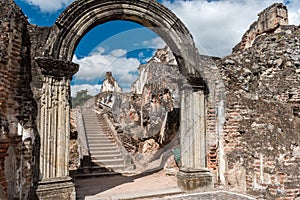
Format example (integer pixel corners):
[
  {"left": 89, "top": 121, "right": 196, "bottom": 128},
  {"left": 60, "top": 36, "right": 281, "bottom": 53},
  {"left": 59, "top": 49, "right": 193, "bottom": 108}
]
[
  {"left": 35, "top": 58, "right": 79, "bottom": 200},
  {"left": 177, "top": 83, "right": 213, "bottom": 192}
]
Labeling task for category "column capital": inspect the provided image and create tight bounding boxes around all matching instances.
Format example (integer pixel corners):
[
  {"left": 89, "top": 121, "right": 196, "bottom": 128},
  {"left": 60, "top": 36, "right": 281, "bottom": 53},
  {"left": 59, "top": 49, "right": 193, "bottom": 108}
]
[{"left": 35, "top": 57, "right": 79, "bottom": 78}]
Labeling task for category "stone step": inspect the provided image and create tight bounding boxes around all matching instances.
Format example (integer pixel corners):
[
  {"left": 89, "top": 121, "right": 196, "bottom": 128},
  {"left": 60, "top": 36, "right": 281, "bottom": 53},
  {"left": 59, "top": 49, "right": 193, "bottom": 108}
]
[
  {"left": 85, "top": 128, "right": 101, "bottom": 133},
  {"left": 83, "top": 121, "right": 99, "bottom": 123},
  {"left": 85, "top": 132, "right": 102, "bottom": 135},
  {"left": 87, "top": 139, "right": 115, "bottom": 143},
  {"left": 87, "top": 136, "right": 114, "bottom": 140},
  {"left": 87, "top": 134, "right": 110, "bottom": 138},
  {"left": 89, "top": 143, "right": 116, "bottom": 147},
  {"left": 82, "top": 116, "right": 98, "bottom": 118},
  {"left": 91, "top": 159, "right": 125, "bottom": 166},
  {"left": 85, "top": 131, "right": 103, "bottom": 134},
  {"left": 87, "top": 137, "right": 113, "bottom": 141},
  {"left": 90, "top": 146, "right": 120, "bottom": 152},
  {"left": 92, "top": 164, "right": 128, "bottom": 171},
  {"left": 86, "top": 133, "right": 109, "bottom": 136},
  {"left": 91, "top": 154, "right": 123, "bottom": 160},
  {"left": 88, "top": 140, "right": 116, "bottom": 145},
  {"left": 86, "top": 134, "right": 111, "bottom": 138},
  {"left": 86, "top": 136, "right": 113, "bottom": 141},
  {"left": 100, "top": 129, "right": 111, "bottom": 132},
  {"left": 84, "top": 126, "right": 102, "bottom": 129},
  {"left": 89, "top": 146, "right": 119, "bottom": 151},
  {"left": 84, "top": 126, "right": 101, "bottom": 128},
  {"left": 74, "top": 166, "right": 111, "bottom": 174},
  {"left": 87, "top": 134, "right": 115, "bottom": 138},
  {"left": 90, "top": 166, "right": 113, "bottom": 172},
  {"left": 90, "top": 150, "right": 121, "bottom": 155},
  {"left": 87, "top": 136, "right": 115, "bottom": 143},
  {"left": 92, "top": 157, "right": 124, "bottom": 162}
]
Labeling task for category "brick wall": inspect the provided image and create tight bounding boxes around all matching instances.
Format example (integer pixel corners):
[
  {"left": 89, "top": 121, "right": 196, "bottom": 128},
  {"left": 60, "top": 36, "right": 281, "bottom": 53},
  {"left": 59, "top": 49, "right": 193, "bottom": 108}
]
[
  {"left": 0, "top": 0, "right": 36, "bottom": 199},
  {"left": 218, "top": 25, "right": 300, "bottom": 199}
]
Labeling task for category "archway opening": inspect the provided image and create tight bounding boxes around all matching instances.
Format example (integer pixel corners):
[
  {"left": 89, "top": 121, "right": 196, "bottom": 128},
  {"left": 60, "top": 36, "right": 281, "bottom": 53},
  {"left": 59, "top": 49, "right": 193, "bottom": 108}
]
[
  {"left": 69, "top": 19, "right": 194, "bottom": 197},
  {"left": 72, "top": 18, "right": 190, "bottom": 176}
]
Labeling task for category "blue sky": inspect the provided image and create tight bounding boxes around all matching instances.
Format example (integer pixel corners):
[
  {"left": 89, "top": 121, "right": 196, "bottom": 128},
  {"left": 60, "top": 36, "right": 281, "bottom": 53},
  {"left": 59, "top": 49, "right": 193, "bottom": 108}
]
[{"left": 14, "top": 0, "right": 300, "bottom": 96}]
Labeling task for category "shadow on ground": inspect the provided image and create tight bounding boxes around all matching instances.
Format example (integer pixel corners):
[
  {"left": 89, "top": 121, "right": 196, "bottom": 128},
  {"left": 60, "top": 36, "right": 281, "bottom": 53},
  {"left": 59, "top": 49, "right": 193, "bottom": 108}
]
[{"left": 74, "top": 169, "right": 166, "bottom": 200}]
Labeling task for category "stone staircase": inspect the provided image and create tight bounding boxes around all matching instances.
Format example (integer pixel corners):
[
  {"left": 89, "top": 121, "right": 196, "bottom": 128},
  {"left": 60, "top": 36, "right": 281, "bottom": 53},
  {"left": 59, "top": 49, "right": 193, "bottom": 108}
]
[{"left": 79, "top": 108, "right": 133, "bottom": 174}]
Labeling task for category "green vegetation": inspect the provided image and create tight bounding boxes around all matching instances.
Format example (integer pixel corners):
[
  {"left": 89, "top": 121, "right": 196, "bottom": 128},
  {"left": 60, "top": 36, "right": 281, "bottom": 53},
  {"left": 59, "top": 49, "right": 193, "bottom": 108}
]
[{"left": 71, "top": 89, "right": 93, "bottom": 108}]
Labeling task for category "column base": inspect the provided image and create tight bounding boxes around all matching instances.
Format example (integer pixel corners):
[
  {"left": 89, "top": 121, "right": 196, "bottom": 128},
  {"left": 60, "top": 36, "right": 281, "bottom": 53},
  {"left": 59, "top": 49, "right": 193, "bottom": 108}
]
[
  {"left": 177, "top": 168, "right": 214, "bottom": 192},
  {"left": 36, "top": 176, "right": 75, "bottom": 200}
]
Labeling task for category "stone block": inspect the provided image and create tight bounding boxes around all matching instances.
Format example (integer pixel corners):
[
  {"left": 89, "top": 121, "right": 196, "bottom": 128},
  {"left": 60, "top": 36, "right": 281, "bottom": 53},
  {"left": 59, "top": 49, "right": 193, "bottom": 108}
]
[
  {"left": 177, "top": 168, "right": 214, "bottom": 192},
  {"left": 36, "top": 177, "right": 75, "bottom": 200}
]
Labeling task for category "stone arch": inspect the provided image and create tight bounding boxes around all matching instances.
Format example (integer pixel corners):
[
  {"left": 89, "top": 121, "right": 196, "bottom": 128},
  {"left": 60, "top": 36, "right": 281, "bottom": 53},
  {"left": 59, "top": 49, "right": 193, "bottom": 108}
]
[
  {"left": 35, "top": 0, "right": 226, "bottom": 198},
  {"left": 45, "top": 0, "right": 203, "bottom": 80}
]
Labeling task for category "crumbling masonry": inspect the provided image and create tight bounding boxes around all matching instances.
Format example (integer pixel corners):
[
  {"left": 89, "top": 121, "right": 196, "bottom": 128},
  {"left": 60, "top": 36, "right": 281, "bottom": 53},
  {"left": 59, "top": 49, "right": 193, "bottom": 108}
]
[{"left": 0, "top": 0, "right": 299, "bottom": 199}]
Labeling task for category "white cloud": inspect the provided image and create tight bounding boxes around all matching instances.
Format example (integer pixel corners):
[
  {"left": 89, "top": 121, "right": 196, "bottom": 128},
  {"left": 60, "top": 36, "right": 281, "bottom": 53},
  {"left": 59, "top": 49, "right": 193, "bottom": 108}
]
[
  {"left": 111, "top": 49, "right": 127, "bottom": 57},
  {"left": 287, "top": 0, "right": 300, "bottom": 24},
  {"left": 71, "top": 84, "right": 102, "bottom": 97},
  {"left": 72, "top": 48, "right": 140, "bottom": 89},
  {"left": 23, "top": 0, "right": 74, "bottom": 13},
  {"left": 141, "top": 37, "right": 166, "bottom": 49},
  {"left": 162, "top": 0, "right": 298, "bottom": 57}
]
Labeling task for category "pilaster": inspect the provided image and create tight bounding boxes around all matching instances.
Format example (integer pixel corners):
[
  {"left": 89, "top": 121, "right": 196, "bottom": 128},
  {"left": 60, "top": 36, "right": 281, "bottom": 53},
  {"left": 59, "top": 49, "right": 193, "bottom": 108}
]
[
  {"left": 35, "top": 58, "right": 79, "bottom": 199},
  {"left": 178, "top": 82, "right": 213, "bottom": 192}
]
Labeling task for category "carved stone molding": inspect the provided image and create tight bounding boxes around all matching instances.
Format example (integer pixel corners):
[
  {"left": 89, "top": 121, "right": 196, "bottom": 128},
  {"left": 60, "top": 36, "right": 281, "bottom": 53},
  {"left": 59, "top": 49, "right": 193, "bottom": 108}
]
[{"left": 35, "top": 57, "right": 79, "bottom": 78}]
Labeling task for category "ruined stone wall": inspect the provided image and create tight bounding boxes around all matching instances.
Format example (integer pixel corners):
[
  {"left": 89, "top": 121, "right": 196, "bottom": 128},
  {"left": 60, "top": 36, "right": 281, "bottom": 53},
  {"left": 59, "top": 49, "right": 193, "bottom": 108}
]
[
  {"left": 28, "top": 25, "right": 51, "bottom": 98},
  {"left": 0, "top": 0, "right": 37, "bottom": 199},
  {"left": 233, "top": 3, "right": 288, "bottom": 53},
  {"left": 219, "top": 25, "right": 300, "bottom": 199}
]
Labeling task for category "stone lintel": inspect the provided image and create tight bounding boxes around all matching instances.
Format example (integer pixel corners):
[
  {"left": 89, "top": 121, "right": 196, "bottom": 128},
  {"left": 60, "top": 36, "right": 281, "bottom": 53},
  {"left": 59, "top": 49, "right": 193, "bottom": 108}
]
[
  {"left": 178, "top": 77, "right": 205, "bottom": 92},
  {"left": 35, "top": 57, "right": 79, "bottom": 78},
  {"left": 36, "top": 176, "right": 75, "bottom": 200},
  {"left": 177, "top": 167, "right": 214, "bottom": 192}
]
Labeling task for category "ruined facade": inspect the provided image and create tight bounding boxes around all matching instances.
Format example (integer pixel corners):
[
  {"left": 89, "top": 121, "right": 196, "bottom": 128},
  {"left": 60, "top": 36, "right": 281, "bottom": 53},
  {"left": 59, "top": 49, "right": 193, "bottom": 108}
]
[
  {"left": 0, "top": 0, "right": 299, "bottom": 199},
  {"left": 233, "top": 3, "right": 288, "bottom": 52},
  {"left": 218, "top": 25, "right": 300, "bottom": 199},
  {"left": 0, "top": 1, "right": 36, "bottom": 199}
]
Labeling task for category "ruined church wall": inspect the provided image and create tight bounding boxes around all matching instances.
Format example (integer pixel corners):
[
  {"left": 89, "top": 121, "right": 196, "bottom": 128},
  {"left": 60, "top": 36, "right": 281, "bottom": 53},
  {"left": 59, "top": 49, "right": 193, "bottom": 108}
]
[
  {"left": 219, "top": 25, "right": 300, "bottom": 199},
  {"left": 233, "top": 3, "right": 288, "bottom": 53},
  {"left": 0, "top": 1, "right": 36, "bottom": 199}
]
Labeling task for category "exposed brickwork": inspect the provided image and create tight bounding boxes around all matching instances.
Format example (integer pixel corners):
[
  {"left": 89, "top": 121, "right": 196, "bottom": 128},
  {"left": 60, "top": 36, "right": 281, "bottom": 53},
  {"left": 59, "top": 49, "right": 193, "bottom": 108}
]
[
  {"left": 0, "top": 0, "right": 36, "bottom": 199},
  {"left": 207, "top": 144, "right": 218, "bottom": 184},
  {"left": 219, "top": 24, "right": 300, "bottom": 199}
]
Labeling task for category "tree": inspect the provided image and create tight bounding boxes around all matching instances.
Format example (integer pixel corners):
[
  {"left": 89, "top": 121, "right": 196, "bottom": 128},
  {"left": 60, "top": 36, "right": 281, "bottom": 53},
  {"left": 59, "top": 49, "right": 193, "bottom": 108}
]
[{"left": 71, "top": 89, "right": 93, "bottom": 108}]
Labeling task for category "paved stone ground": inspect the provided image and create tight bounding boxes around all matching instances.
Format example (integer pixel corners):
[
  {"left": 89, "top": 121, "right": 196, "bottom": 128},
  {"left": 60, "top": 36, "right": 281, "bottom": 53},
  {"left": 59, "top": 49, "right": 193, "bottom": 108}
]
[
  {"left": 74, "top": 170, "right": 256, "bottom": 200},
  {"left": 74, "top": 170, "right": 179, "bottom": 200}
]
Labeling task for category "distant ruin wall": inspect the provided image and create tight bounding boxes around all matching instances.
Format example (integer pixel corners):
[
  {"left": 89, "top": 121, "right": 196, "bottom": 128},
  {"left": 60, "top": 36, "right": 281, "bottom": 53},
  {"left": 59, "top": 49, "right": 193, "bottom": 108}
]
[
  {"left": 0, "top": 0, "right": 37, "bottom": 199},
  {"left": 233, "top": 3, "right": 288, "bottom": 53}
]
